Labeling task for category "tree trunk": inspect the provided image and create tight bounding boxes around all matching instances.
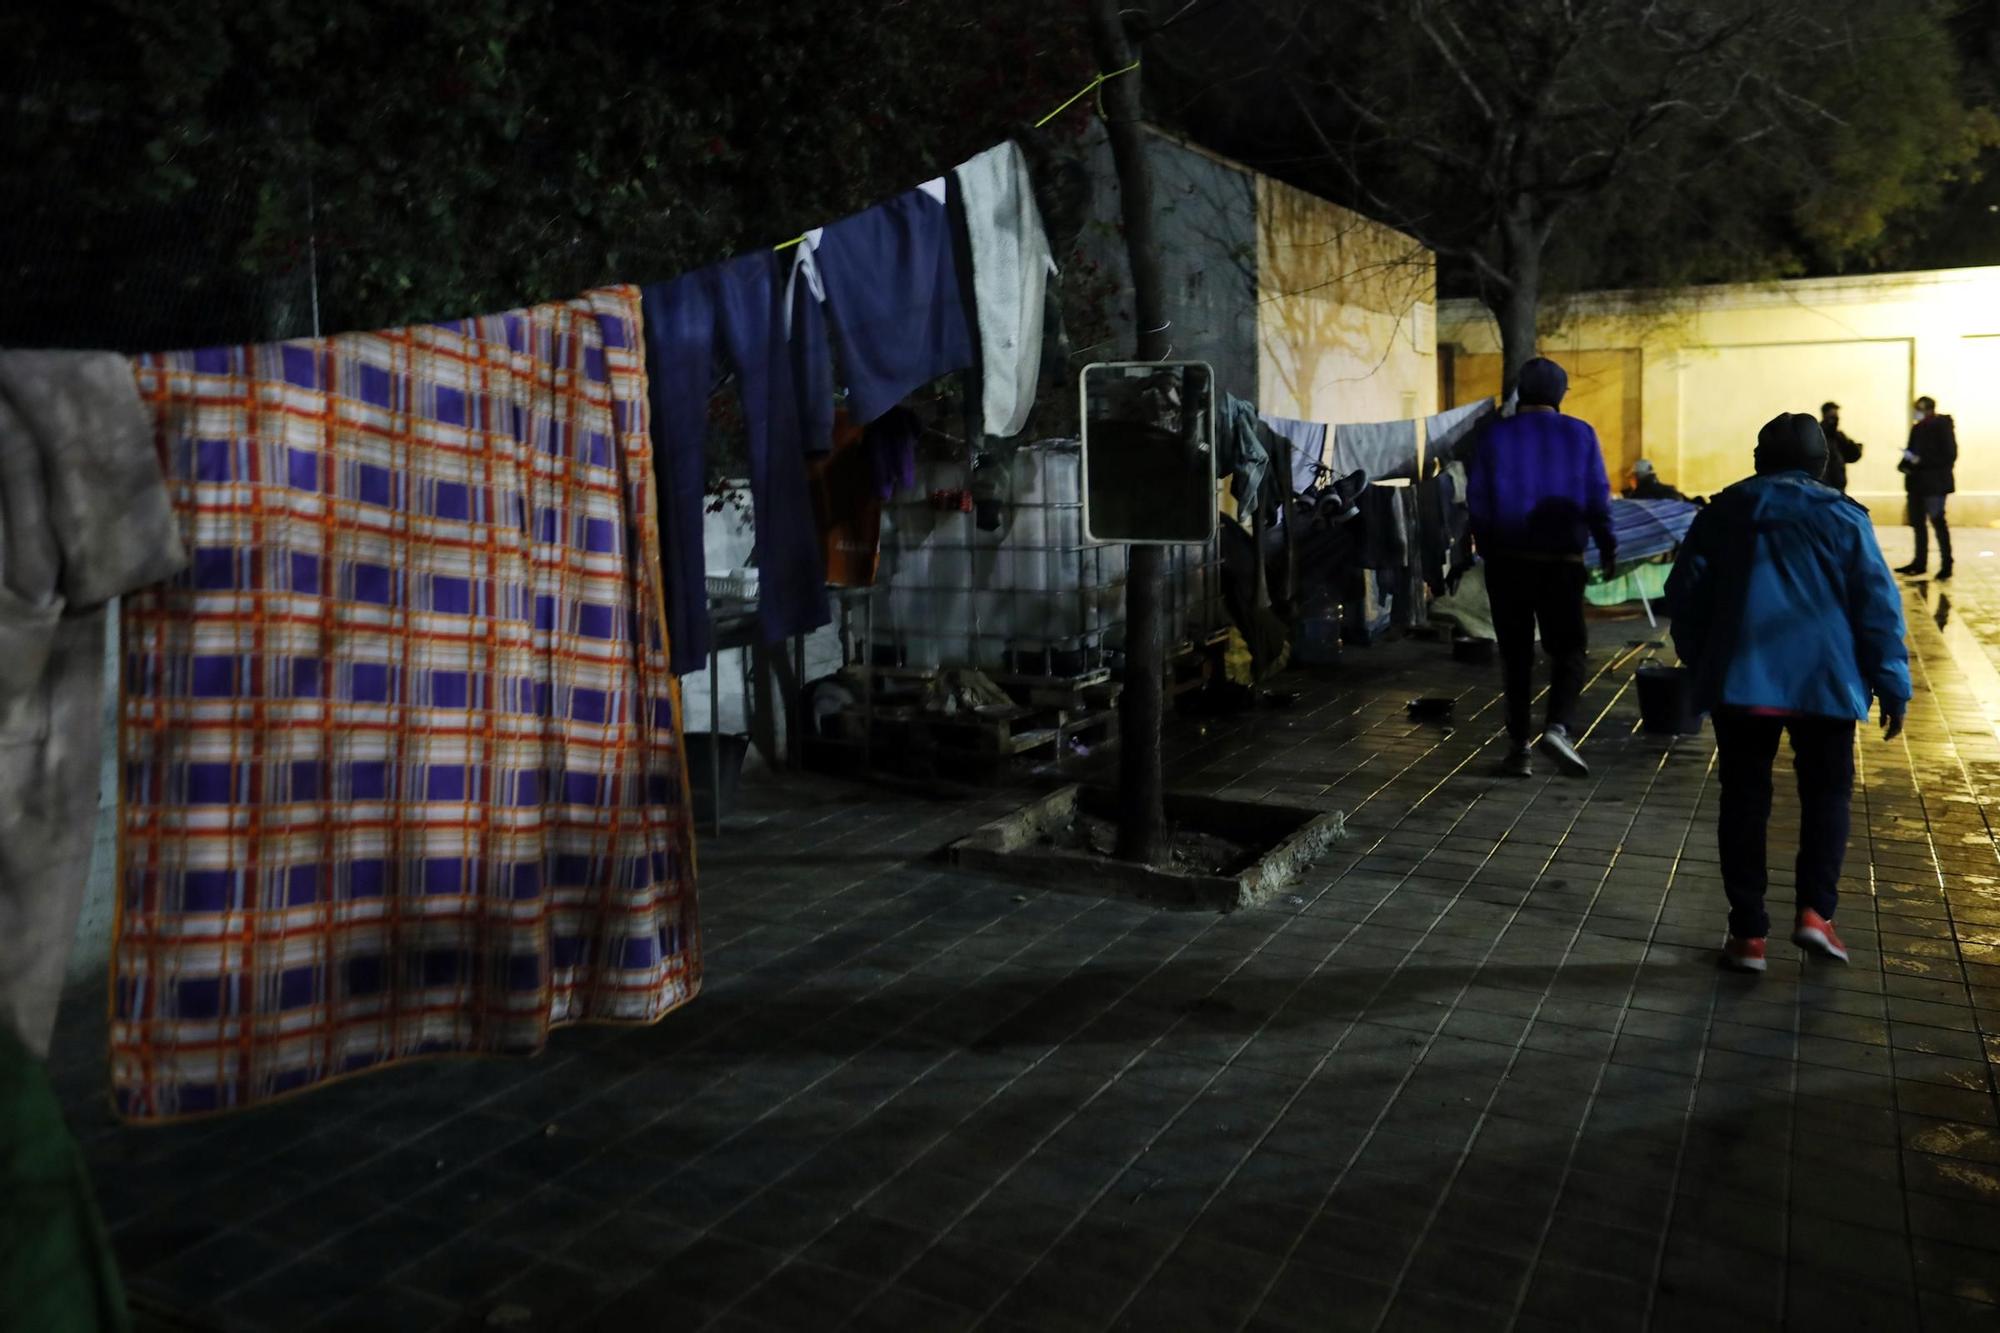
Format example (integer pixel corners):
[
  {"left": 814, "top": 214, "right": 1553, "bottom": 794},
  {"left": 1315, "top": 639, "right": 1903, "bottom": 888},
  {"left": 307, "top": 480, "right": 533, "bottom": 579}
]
[
  {"left": 1090, "top": 0, "right": 1169, "bottom": 866},
  {"left": 1492, "top": 201, "right": 1543, "bottom": 401}
]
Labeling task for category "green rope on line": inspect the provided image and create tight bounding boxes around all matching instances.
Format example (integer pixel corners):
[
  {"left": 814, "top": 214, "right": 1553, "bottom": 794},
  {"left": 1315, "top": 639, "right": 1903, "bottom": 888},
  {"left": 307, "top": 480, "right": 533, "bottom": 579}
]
[{"left": 1034, "top": 59, "right": 1141, "bottom": 129}]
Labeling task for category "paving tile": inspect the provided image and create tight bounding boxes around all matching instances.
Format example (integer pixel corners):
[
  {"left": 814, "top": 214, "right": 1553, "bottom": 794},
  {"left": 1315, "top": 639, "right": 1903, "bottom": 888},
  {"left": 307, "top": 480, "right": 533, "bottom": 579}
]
[
  {"left": 1911, "top": 1233, "right": 2000, "bottom": 1306},
  {"left": 1519, "top": 1261, "right": 1649, "bottom": 1332},
  {"left": 303, "top": 1283, "right": 456, "bottom": 1333},
  {"left": 726, "top": 1258, "right": 881, "bottom": 1327},
  {"left": 63, "top": 575, "right": 2000, "bottom": 1330},
  {"left": 1252, "top": 1261, "right": 1395, "bottom": 1332}
]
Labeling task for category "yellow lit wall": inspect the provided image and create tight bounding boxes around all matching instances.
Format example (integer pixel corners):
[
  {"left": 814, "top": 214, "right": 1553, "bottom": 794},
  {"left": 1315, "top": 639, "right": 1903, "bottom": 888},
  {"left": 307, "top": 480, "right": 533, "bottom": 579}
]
[
  {"left": 1448, "top": 348, "right": 1643, "bottom": 484},
  {"left": 1439, "top": 267, "right": 2000, "bottom": 522},
  {"left": 1255, "top": 175, "right": 1439, "bottom": 451}
]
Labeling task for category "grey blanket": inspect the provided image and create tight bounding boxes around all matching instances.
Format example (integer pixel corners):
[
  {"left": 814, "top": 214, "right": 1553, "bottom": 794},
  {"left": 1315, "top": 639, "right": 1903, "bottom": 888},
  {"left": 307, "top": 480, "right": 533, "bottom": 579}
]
[{"left": 0, "top": 351, "right": 185, "bottom": 1059}]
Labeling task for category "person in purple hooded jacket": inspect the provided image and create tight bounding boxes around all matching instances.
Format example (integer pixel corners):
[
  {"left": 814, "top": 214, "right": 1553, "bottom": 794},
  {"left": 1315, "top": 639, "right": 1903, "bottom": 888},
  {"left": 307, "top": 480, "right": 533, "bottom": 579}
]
[{"left": 1465, "top": 357, "right": 1616, "bottom": 778}]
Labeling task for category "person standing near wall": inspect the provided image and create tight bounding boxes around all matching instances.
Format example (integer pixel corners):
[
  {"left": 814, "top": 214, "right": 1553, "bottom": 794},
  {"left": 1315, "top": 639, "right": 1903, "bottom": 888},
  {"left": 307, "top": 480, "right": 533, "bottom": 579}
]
[
  {"left": 1466, "top": 356, "right": 1616, "bottom": 779},
  {"left": 1896, "top": 395, "right": 1956, "bottom": 579},
  {"left": 1818, "top": 401, "right": 1863, "bottom": 494},
  {"left": 1665, "top": 413, "right": 1908, "bottom": 973}
]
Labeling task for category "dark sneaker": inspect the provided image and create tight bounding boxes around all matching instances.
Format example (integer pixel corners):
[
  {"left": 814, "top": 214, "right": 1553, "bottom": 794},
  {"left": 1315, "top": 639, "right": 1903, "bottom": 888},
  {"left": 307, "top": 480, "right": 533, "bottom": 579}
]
[
  {"left": 1936, "top": 564, "right": 1953, "bottom": 581},
  {"left": 1722, "top": 936, "right": 1768, "bottom": 973},
  {"left": 1792, "top": 909, "right": 1850, "bottom": 963},
  {"left": 1536, "top": 725, "right": 1589, "bottom": 778},
  {"left": 1895, "top": 562, "right": 1926, "bottom": 576},
  {"left": 1502, "top": 747, "right": 1533, "bottom": 777}
]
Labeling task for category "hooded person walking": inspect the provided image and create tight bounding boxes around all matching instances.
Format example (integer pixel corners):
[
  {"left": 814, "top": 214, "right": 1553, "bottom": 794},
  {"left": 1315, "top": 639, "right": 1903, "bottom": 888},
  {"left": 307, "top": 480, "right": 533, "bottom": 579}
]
[
  {"left": 1664, "top": 413, "right": 1909, "bottom": 972},
  {"left": 1465, "top": 356, "right": 1616, "bottom": 778}
]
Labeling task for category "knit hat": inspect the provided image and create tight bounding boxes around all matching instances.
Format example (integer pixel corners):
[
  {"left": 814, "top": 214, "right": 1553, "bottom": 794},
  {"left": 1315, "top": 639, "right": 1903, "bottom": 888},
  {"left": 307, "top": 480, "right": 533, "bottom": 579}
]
[
  {"left": 1633, "top": 459, "right": 1656, "bottom": 478},
  {"left": 1755, "top": 412, "right": 1828, "bottom": 478},
  {"left": 1516, "top": 357, "right": 1568, "bottom": 408}
]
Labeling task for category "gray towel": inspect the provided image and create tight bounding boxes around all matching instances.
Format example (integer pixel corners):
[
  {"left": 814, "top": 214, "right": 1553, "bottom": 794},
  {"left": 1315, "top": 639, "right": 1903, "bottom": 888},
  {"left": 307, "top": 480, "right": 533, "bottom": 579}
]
[
  {"left": 1262, "top": 413, "right": 1330, "bottom": 495},
  {"left": 1332, "top": 418, "right": 1419, "bottom": 482},
  {"left": 0, "top": 351, "right": 186, "bottom": 1059},
  {"left": 1425, "top": 398, "right": 1496, "bottom": 470}
]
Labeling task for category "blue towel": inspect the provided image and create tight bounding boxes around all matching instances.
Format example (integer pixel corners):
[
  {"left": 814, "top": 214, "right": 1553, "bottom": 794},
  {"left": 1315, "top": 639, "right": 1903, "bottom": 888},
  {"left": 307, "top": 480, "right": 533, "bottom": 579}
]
[
  {"left": 813, "top": 182, "right": 976, "bottom": 426},
  {"left": 642, "top": 252, "right": 831, "bottom": 674}
]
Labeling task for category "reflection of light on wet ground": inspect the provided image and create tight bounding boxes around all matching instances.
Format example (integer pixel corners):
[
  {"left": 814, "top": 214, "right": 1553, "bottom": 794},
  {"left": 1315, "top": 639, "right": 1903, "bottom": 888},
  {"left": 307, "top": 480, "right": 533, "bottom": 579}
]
[{"left": 1929, "top": 595, "right": 2000, "bottom": 745}]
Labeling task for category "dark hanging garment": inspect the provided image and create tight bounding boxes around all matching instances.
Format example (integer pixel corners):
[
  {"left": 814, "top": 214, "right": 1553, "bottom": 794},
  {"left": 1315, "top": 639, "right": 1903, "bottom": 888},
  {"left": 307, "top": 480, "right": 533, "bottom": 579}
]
[
  {"left": 643, "top": 252, "right": 832, "bottom": 675},
  {"left": 1360, "top": 484, "right": 1409, "bottom": 572},
  {"left": 808, "top": 180, "right": 976, "bottom": 426}
]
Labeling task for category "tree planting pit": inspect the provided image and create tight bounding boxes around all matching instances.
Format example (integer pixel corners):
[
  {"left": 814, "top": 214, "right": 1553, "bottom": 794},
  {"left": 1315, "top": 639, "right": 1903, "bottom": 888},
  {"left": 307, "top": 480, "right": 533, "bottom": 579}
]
[{"left": 947, "top": 784, "right": 1343, "bottom": 912}]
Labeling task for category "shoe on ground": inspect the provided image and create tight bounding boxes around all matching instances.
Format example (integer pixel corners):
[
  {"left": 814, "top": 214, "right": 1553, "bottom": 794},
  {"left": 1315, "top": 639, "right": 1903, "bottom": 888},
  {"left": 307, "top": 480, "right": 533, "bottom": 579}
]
[
  {"left": 1722, "top": 936, "right": 1768, "bottom": 972},
  {"left": 1895, "top": 562, "right": 1926, "bottom": 576},
  {"left": 1936, "top": 564, "right": 1954, "bottom": 581},
  {"left": 1536, "top": 724, "right": 1590, "bottom": 777},
  {"left": 1502, "top": 747, "right": 1534, "bottom": 777},
  {"left": 1792, "top": 908, "right": 1850, "bottom": 963}
]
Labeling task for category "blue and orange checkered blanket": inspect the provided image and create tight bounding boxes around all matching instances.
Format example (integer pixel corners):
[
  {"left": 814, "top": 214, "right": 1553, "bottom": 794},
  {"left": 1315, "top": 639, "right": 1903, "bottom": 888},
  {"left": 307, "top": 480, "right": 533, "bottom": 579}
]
[{"left": 113, "top": 286, "right": 700, "bottom": 1119}]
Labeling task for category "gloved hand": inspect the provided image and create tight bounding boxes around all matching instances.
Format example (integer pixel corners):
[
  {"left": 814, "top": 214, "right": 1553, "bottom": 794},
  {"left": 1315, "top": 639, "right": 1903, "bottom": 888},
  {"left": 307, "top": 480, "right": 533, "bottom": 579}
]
[
  {"left": 1599, "top": 553, "right": 1616, "bottom": 582},
  {"left": 1881, "top": 704, "right": 1905, "bottom": 741}
]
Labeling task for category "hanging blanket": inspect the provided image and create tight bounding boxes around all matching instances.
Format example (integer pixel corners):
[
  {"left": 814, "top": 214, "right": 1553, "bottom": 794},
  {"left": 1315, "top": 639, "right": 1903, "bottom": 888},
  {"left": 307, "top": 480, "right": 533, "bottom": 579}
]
[{"left": 114, "top": 286, "right": 700, "bottom": 1119}]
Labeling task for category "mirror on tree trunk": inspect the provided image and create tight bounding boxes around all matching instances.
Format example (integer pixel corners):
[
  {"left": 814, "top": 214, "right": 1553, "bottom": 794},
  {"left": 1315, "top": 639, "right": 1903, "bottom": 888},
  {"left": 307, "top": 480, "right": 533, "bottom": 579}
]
[{"left": 1078, "top": 360, "right": 1216, "bottom": 546}]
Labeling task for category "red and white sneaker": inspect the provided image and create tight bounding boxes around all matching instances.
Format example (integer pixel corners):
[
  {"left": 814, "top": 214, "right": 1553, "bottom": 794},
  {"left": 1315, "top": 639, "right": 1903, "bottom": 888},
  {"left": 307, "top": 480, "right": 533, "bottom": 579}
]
[
  {"left": 1792, "top": 909, "right": 1849, "bottom": 963},
  {"left": 1722, "top": 936, "right": 1768, "bottom": 972}
]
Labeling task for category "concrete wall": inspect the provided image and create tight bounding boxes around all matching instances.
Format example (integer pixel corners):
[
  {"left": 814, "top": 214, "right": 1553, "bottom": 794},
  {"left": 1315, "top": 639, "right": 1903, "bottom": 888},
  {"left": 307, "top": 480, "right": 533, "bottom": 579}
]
[
  {"left": 1079, "top": 125, "right": 1262, "bottom": 402},
  {"left": 1078, "top": 126, "right": 1435, "bottom": 422},
  {"left": 1440, "top": 267, "right": 2000, "bottom": 521},
  {"left": 1256, "top": 175, "right": 1438, "bottom": 430}
]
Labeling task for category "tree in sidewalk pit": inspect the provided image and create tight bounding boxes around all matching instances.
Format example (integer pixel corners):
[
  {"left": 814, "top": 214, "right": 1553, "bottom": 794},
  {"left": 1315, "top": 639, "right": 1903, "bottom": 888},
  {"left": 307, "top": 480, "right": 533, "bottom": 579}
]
[
  {"left": 1149, "top": 0, "right": 1996, "bottom": 394},
  {"left": 1087, "top": 0, "right": 1170, "bottom": 866},
  {"left": 0, "top": 0, "right": 1088, "bottom": 352}
]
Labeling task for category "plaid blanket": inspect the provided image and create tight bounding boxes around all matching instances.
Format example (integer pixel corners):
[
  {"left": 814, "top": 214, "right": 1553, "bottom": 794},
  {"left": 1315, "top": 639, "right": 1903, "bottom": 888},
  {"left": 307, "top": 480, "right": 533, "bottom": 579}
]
[{"left": 115, "top": 287, "right": 699, "bottom": 1119}]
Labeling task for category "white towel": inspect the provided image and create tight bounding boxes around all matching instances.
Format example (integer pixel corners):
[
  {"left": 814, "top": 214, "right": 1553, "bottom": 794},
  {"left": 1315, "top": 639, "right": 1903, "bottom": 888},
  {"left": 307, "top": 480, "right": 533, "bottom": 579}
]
[{"left": 954, "top": 141, "right": 1058, "bottom": 439}]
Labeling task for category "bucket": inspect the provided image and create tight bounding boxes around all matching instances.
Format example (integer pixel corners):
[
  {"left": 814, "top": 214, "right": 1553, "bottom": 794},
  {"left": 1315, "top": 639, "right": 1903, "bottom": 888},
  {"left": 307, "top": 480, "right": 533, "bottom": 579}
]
[
  {"left": 684, "top": 732, "right": 749, "bottom": 821},
  {"left": 1635, "top": 665, "right": 1703, "bottom": 735},
  {"left": 1295, "top": 611, "right": 1343, "bottom": 666}
]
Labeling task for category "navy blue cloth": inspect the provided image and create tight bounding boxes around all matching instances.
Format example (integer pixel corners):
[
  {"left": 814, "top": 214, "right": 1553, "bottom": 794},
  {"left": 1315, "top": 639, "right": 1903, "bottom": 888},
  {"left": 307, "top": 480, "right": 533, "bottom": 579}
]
[
  {"left": 642, "top": 252, "right": 831, "bottom": 675},
  {"left": 815, "top": 185, "right": 976, "bottom": 426},
  {"left": 1465, "top": 410, "right": 1614, "bottom": 558},
  {"left": 1664, "top": 471, "right": 1909, "bottom": 721},
  {"left": 789, "top": 266, "right": 837, "bottom": 456}
]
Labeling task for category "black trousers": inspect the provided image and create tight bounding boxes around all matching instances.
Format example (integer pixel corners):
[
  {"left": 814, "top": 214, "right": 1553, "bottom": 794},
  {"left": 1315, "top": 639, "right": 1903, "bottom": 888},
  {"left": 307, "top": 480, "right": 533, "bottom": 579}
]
[
  {"left": 1909, "top": 494, "right": 1951, "bottom": 570},
  {"left": 1484, "top": 557, "right": 1587, "bottom": 747},
  {"left": 1712, "top": 711, "right": 1855, "bottom": 939}
]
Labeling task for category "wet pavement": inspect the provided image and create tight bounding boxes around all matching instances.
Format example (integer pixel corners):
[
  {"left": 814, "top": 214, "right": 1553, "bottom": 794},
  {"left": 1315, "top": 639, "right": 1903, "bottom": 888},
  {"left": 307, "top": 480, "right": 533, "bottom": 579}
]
[{"left": 52, "top": 529, "right": 2000, "bottom": 1332}]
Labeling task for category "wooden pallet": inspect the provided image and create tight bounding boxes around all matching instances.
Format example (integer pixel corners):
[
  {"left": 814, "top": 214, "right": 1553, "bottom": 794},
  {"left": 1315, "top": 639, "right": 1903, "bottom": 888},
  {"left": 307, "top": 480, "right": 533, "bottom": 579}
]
[{"left": 927, "top": 704, "right": 1118, "bottom": 758}]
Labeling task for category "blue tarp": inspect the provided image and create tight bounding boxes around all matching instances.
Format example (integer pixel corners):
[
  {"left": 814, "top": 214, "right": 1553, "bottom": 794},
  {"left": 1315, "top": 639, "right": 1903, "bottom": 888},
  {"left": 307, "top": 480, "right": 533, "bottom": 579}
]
[{"left": 1583, "top": 497, "right": 1700, "bottom": 568}]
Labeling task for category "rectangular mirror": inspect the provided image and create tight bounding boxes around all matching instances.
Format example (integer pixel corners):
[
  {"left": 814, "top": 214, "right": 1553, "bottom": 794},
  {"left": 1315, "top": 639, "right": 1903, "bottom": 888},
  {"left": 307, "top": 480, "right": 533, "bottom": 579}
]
[{"left": 1079, "top": 361, "right": 1217, "bottom": 545}]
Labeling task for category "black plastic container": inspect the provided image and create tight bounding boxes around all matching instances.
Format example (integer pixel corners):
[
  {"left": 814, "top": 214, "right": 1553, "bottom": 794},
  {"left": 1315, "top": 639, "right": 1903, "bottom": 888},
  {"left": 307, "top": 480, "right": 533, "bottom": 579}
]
[{"left": 1635, "top": 665, "right": 1704, "bottom": 735}]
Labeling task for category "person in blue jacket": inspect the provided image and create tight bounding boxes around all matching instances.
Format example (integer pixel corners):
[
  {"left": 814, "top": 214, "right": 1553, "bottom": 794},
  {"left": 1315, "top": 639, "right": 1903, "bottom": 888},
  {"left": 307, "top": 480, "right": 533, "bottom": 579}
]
[
  {"left": 1664, "top": 412, "right": 1910, "bottom": 973},
  {"left": 1466, "top": 356, "right": 1616, "bottom": 778}
]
